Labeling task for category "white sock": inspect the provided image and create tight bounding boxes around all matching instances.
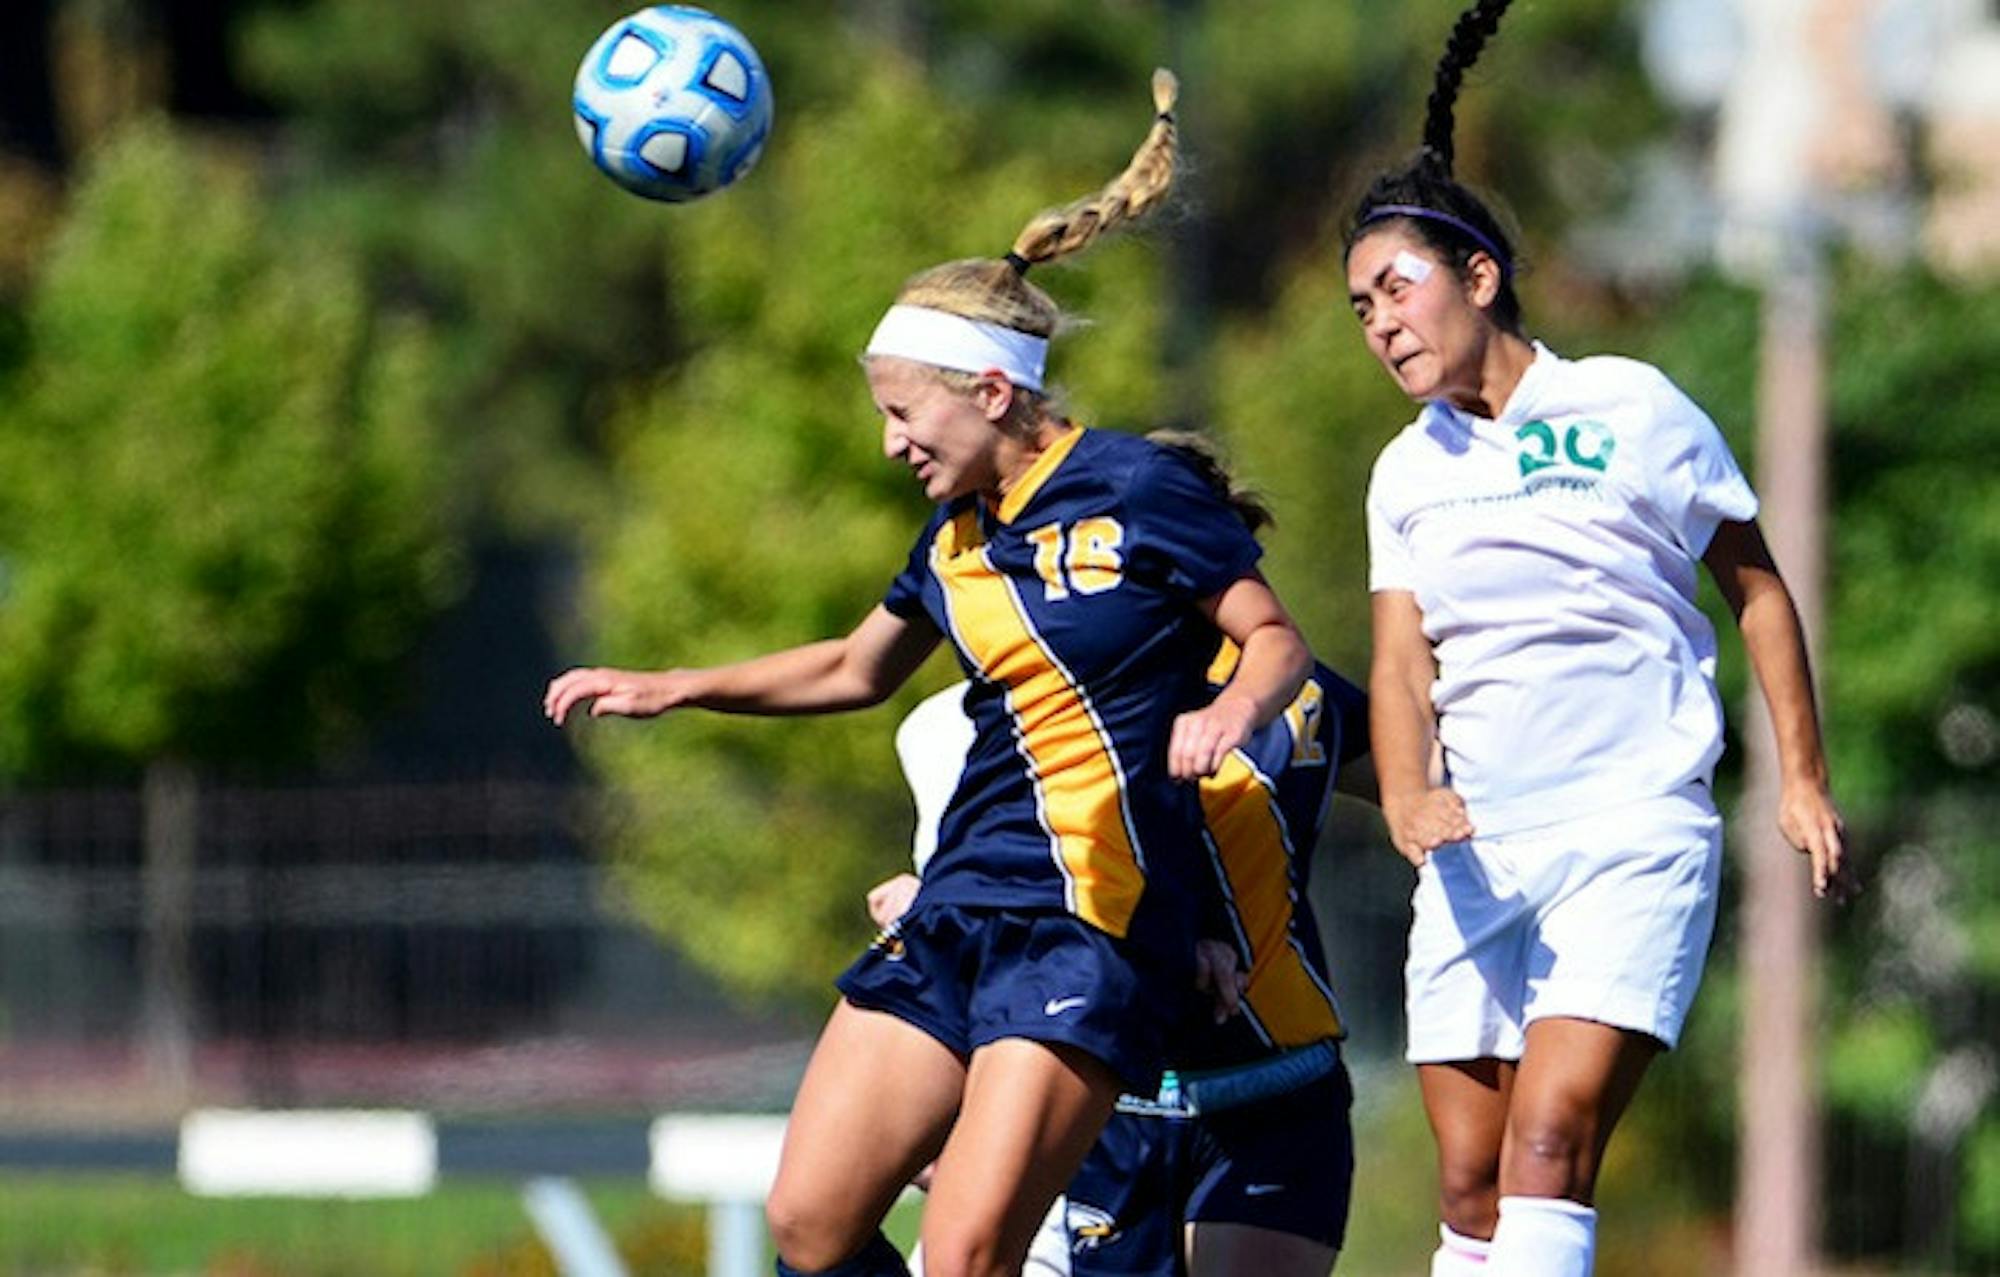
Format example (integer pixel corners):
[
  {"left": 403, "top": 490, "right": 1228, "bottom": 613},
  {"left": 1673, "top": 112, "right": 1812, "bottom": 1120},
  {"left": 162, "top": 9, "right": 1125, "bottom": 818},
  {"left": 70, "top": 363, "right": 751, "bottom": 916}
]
[
  {"left": 1430, "top": 1222, "right": 1492, "bottom": 1275},
  {"left": 1487, "top": 1196, "right": 1596, "bottom": 1277}
]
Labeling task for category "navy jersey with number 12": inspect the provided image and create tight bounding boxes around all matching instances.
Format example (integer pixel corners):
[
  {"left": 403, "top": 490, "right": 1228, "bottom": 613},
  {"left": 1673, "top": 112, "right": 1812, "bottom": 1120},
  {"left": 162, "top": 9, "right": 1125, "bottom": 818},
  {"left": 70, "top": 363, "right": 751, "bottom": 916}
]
[
  {"left": 882, "top": 427, "right": 1265, "bottom": 970},
  {"left": 1186, "top": 650, "right": 1369, "bottom": 1068}
]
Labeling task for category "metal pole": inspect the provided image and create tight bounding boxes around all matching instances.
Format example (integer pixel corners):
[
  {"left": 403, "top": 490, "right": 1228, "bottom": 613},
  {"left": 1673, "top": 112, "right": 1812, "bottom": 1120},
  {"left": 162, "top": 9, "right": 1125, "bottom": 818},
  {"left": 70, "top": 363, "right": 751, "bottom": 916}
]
[
  {"left": 1733, "top": 239, "right": 1827, "bottom": 1277},
  {"left": 710, "top": 1199, "right": 765, "bottom": 1277},
  {"left": 523, "top": 1177, "right": 631, "bottom": 1277},
  {"left": 141, "top": 757, "right": 198, "bottom": 1103}
]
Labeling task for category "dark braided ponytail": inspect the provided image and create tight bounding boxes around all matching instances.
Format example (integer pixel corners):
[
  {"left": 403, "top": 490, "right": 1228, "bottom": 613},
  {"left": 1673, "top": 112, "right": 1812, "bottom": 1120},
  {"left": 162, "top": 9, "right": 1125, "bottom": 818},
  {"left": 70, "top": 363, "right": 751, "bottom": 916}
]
[
  {"left": 1346, "top": 0, "right": 1524, "bottom": 332},
  {"left": 1421, "top": 0, "right": 1514, "bottom": 176}
]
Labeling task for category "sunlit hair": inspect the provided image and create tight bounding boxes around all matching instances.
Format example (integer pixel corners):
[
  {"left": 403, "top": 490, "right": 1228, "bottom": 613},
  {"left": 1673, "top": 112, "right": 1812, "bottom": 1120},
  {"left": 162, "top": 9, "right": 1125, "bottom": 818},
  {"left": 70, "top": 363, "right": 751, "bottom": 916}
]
[
  {"left": 1144, "top": 429, "right": 1273, "bottom": 536},
  {"left": 1344, "top": 0, "right": 1526, "bottom": 333},
  {"left": 889, "top": 70, "right": 1181, "bottom": 427}
]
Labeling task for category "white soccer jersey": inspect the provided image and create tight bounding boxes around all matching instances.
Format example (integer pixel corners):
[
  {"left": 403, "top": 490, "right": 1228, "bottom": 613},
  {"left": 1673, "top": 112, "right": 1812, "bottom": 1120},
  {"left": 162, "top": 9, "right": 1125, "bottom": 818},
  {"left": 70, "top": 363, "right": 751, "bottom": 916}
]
[
  {"left": 894, "top": 681, "right": 977, "bottom": 875},
  {"left": 1365, "top": 344, "right": 1758, "bottom": 836}
]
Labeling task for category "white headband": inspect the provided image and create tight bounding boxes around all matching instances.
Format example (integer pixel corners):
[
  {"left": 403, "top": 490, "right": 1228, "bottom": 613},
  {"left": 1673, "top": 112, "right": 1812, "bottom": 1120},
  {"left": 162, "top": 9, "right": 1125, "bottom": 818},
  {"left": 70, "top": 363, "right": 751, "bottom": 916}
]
[{"left": 864, "top": 304, "right": 1048, "bottom": 393}]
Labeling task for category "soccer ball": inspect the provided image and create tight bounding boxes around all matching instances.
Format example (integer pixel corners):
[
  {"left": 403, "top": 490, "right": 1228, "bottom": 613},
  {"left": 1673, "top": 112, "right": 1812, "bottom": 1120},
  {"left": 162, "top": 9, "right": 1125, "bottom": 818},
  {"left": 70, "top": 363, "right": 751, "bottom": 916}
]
[{"left": 572, "top": 6, "right": 773, "bottom": 203}]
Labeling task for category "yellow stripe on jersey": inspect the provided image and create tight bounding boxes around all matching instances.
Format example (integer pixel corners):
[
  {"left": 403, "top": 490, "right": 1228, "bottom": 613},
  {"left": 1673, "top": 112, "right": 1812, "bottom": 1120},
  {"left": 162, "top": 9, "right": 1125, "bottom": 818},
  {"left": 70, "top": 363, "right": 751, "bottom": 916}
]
[
  {"left": 994, "top": 426, "right": 1085, "bottom": 525},
  {"left": 1205, "top": 637, "right": 1242, "bottom": 686},
  {"left": 1199, "top": 754, "right": 1344, "bottom": 1045},
  {"left": 929, "top": 508, "right": 1146, "bottom": 937}
]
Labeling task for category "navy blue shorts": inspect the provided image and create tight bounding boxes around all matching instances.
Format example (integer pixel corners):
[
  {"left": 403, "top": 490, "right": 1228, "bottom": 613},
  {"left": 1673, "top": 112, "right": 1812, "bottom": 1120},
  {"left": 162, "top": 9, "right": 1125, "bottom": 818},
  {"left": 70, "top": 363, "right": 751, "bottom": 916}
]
[
  {"left": 1060, "top": 1063, "right": 1356, "bottom": 1274},
  {"left": 834, "top": 903, "right": 1175, "bottom": 1092}
]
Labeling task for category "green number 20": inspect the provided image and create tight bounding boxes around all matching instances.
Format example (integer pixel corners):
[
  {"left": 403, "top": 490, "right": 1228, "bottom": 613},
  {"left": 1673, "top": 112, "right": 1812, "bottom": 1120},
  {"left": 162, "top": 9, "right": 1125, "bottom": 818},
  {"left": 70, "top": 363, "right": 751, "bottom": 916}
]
[{"left": 1516, "top": 419, "right": 1615, "bottom": 477}]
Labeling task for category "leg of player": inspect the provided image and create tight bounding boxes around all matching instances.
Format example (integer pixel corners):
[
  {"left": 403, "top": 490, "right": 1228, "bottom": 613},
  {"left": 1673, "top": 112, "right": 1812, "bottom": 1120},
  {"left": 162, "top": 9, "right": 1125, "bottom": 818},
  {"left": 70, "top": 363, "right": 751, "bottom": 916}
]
[
  {"left": 767, "top": 1000, "right": 968, "bottom": 1276},
  {"left": 1185, "top": 1222, "right": 1338, "bottom": 1277},
  {"left": 1485, "top": 1017, "right": 1659, "bottom": 1277},
  {"left": 920, "top": 1038, "right": 1124, "bottom": 1277},
  {"left": 1418, "top": 1057, "right": 1514, "bottom": 1274}
]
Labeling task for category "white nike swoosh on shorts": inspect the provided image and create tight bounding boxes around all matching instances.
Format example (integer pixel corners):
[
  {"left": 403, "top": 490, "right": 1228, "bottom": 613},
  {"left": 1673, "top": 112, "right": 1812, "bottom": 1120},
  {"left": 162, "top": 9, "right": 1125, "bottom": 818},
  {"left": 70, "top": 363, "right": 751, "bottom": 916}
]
[{"left": 1044, "top": 996, "right": 1088, "bottom": 1016}]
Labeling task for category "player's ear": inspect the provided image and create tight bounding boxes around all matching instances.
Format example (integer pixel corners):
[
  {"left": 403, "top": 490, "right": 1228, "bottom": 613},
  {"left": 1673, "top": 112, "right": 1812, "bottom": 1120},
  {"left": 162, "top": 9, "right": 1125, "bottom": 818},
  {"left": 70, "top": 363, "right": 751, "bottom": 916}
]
[
  {"left": 1465, "top": 251, "right": 1505, "bottom": 310},
  {"left": 972, "top": 370, "right": 1015, "bottom": 422}
]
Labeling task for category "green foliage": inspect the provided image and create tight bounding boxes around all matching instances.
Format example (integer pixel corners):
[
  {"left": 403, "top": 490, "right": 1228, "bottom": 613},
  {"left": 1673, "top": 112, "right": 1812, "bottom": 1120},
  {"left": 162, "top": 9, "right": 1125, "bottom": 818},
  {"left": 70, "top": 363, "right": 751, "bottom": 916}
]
[
  {"left": 236, "top": 0, "right": 683, "bottom": 535},
  {"left": 1967, "top": 1117, "right": 2000, "bottom": 1257},
  {"left": 0, "top": 120, "right": 462, "bottom": 775},
  {"left": 1825, "top": 1000, "right": 1934, "bottom": 1127}
]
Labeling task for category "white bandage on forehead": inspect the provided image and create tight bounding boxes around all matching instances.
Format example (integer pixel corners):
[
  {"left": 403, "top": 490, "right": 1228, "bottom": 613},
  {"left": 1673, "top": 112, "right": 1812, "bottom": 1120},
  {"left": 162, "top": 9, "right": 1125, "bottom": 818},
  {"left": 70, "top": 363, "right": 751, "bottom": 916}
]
[
  {"left": 864, "top": 305, "right": 1049, "bottom": 393},
  {"left": 1392, "top": 249, "right": 1436, "bottom": 285}
]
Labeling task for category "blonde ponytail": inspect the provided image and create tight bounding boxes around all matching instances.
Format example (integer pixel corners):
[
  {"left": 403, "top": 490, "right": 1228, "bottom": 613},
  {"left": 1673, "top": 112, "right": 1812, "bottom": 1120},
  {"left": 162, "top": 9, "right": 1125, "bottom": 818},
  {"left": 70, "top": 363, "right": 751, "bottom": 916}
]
[
  {"left": 893, "top": 70, "right": 1182, "bottom": 345},
  {"left": 1007, "top": 69, "right": 1180, "bottom": 271}
]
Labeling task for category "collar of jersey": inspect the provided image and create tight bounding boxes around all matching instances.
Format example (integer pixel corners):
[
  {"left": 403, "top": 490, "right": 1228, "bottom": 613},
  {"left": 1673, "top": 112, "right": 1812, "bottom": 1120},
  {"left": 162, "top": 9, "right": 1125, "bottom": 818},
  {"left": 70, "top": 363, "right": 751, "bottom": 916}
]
[
  {"left": 1434, "top": 340, "right": 1559, "bottom": 434},
  {"left": 991, "top": 424, "right": 1086, "bottom": 525}
]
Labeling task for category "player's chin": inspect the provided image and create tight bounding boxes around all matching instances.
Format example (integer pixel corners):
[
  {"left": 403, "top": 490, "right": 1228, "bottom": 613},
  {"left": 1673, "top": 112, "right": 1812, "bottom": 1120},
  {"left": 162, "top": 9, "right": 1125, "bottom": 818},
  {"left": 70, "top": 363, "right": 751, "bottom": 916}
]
[
  {"left": 922, "top": 469, "right": 969, "bottom": 502},
  {"left": 1391, "top": 362, "right": 1437, "bottom": 400}
]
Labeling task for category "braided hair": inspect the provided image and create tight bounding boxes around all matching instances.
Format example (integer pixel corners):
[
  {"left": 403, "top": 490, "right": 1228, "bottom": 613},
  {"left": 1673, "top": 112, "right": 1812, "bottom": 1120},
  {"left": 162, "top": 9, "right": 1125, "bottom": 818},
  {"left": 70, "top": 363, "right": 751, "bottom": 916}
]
[
  {"left": 1346, "top": 0, "right": 1524, "bottom": 332},
  {"left": 889, "top": 70, "right": 1180, "bottom": 429},
  {"left": 898, "top": 70, "right": 1179, "bottom": 337}
]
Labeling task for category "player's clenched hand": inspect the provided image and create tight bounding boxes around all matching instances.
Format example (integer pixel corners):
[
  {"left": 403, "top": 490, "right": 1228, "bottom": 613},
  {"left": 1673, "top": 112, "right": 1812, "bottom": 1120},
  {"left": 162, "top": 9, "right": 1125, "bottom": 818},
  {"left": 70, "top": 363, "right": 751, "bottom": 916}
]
[
  {"left": 1778, "top": 780, "right": 1858, "bottom": 904},
  {"left": 1193, "top": 938, "right": 1248, "bottom": 1024},
  {"left": 1382, "top": 787, "right": 1472, "bottom": 867},
  {"left": 543, "top": 667, "right": 696, "bottom": 725},
  {"left": 866, "top": 873, "right": 922, "bottom": 928},
  {"left": 1169, "top": 695, "right": 1257, "bottom": 781}
]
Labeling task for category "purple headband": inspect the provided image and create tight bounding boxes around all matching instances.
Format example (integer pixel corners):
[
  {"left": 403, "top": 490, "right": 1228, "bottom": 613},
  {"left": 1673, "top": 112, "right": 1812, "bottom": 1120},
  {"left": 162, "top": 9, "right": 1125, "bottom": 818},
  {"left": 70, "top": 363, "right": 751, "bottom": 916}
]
[{"left": 1360, "top": 204, "right": 1513, "bottom": 278}]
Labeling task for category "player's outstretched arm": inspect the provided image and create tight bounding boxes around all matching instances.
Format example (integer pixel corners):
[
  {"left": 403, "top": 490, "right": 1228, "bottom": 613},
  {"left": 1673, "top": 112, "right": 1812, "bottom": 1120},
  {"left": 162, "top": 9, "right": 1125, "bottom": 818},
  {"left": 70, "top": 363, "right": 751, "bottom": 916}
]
[
  {"left": 544, "top": 605, "right": 941, "bottom": 726},
  {"left": 1370, "top": 590, "right": 1471, "bottom": 866},
  {"left": 1703, "top": 519, "right": 1856, "bottom": 902},
  {"left": 1169, "top": 572, "right": 1311, "bottom": 780}
]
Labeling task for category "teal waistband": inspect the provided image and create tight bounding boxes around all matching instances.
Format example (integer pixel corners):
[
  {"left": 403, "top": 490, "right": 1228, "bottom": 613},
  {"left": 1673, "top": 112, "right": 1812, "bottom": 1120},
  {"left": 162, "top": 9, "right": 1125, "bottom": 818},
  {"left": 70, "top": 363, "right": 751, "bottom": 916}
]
[{"left": 1114, "top": 1039, "right": 1342, "bottom": 1118}]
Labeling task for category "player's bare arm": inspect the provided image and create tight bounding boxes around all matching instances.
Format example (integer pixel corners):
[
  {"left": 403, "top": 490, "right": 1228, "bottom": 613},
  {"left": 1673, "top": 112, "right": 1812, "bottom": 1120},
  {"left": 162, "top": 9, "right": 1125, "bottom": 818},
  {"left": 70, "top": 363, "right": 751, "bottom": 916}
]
[
  {"left": 1702, "top": 518, "right": 1855, "bottom": 902},
  {"left": 1169, "top": 572, "right": 1311, "bottom": 780},
  {"left": 545, "top": 605, "right": 941, "bottom": 725},
  {"left": 1370, "top": 589, "right": 1471, "bottom": 865}
]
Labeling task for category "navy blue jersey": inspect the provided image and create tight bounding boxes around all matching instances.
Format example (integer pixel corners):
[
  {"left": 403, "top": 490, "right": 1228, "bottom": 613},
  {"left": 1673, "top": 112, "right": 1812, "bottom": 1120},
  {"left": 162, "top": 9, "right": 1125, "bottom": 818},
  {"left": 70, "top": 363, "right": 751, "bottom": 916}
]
[
  {"left": 1183, "top": 655, "right": 1369, "bottom": 1068},
  {"left": 882, "top": 427, "right": 1264, "bottom": 966}
]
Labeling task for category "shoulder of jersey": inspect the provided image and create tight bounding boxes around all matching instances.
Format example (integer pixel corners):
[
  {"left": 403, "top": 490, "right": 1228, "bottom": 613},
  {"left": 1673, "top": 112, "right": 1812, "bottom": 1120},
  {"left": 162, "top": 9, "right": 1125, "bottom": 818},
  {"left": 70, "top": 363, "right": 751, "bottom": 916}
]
[
  {"left": 1369, "top": 407, "right": 1441, "bottom": 480},
  {"left": 1075, "top": 427, "right": 1157, "bottom": 475},
  {"left": 1059, "top": 427, "right": 1175, "bottom": 502},
  {"left": 1562, "top": 352, "right": 1680, "bottom": 411}
]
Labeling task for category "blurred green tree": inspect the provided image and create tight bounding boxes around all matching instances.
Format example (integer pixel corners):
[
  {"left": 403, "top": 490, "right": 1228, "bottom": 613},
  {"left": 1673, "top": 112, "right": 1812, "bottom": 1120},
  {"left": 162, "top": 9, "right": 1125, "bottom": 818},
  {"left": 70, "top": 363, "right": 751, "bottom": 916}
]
[
  {"left": 0, "top": 120, "right": 461, "bottom": 776},
  {"left": 0, "top": 120, "right": 463, "bottom": 1081}
]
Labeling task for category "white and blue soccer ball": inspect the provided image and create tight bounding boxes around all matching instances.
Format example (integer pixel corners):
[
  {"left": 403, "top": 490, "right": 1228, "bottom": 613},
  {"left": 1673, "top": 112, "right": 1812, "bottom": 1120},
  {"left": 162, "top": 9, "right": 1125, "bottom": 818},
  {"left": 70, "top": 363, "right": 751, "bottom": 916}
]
[{"left": 572, "top": 6, "right": 773, "bottom": 202}]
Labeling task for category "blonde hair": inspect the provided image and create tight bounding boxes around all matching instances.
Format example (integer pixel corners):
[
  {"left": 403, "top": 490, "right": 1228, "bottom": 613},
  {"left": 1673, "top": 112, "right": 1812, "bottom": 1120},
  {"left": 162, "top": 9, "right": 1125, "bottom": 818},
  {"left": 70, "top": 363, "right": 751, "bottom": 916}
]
[{"left": 888, "top": 70, "right": 1181, "bottom": 419}]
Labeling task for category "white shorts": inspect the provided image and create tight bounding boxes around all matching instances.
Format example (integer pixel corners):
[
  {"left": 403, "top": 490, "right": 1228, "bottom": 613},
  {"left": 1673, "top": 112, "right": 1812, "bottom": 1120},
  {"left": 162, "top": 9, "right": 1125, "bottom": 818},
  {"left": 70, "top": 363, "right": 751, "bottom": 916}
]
[{"left": 1404, "top": 784, "right": 1723, "bottom": 1063}]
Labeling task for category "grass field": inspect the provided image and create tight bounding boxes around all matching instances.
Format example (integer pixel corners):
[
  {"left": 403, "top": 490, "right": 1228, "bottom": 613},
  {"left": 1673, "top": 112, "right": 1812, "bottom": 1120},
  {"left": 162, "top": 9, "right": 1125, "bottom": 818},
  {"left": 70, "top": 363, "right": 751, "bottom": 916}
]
[
  {"left": 0, "top": 1071, "right": 1775, "bottom": 1276},
  {"left": 0, "top": 1175, "right": 702, "bottom": 1276}
]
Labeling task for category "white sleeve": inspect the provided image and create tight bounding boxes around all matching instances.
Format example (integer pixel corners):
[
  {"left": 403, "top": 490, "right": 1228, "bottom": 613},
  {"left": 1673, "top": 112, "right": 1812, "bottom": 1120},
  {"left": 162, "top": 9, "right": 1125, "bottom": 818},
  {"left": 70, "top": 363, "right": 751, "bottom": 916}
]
[
  {"left": 894, "top": 682, "right": 975, "bottom": 875},
  {"left": 1641, "top": 375, "right": 1759, "bottom": 557},
  {"left": 1366, "top": 459, "right": 1417, "bottom": 593}
]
